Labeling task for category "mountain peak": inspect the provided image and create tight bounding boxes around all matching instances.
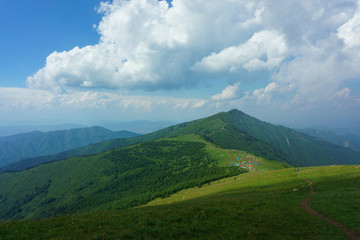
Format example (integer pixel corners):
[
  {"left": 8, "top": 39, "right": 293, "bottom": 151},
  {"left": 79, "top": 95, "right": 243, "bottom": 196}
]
[{"left": 227, "top": 109, "right": 246, "bottom": 116}]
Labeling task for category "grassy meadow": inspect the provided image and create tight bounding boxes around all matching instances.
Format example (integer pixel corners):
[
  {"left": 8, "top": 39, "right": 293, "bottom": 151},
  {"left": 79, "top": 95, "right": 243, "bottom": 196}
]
[{"left": 1, "top": 165, "right": 358, "bottom": 239}]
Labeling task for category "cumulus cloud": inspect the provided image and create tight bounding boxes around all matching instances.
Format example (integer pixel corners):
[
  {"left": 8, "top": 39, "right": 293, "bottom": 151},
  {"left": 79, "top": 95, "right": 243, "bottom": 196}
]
[
  {"left": 337, "top": 2, "right": 360, "bottom": 48},
  {"left": 192, "top": 30, "right": 287, "bottom": 73},
  {"left": 211, "top": 83, "right": 241, "bottom": 101},
  {"left": 23, "top": 0, "right": 360, "bottom": 121},
  {"left": 252, "top": 82, "right": 279, "bottom": 104},
  {"left": 256, "top": 0, "right": 360, "bottom": 110},
  {"left": 27, "top": 0, "right": 267, "bottom": 92}
]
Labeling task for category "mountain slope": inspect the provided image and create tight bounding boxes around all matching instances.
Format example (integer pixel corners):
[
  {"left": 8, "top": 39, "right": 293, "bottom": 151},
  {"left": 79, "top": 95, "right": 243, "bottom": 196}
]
[
  {"left": 218, "top": 109, "right": 360, "bottom": 166},
  {"left": 2, "top": 109, "right": 359, "bottom": 172},
  {"left": 0, "top": 136, "right": 250, "bottom": 220},
  {"left": 1, "top": 165, "right": 358, "bottom": 239},
  {"left": 48, "top": 109, "right": 360, "bottom": 166},
  {"left": 0, "top": 126, "right": 139, "bottom": 168},
  {"left": 1, "top": 112, "right": 292, "bottom": 172},
  {"left": 296, "top": 128, "right": 360, "bottom": 152}
]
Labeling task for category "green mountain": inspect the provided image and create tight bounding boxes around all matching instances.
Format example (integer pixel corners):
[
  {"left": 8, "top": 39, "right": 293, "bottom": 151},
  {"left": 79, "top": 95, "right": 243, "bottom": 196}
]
[
  {"left": 219, "top": 110, "right": 360, "bottom": 166},
  {"left": 1, "top": 109, "right": 359, "bottom": 222},
  {"left": 2, "top": 109, "right": 360, "bottom": 173},
  {"left": 1, "top": 110, "right": 293, "bottom": 172},
  {"left": 0, "top": 126, "right": 139, "bottom": 168},
  {"left": 0, "top": 136, "right": 255, "bottom": 220}
]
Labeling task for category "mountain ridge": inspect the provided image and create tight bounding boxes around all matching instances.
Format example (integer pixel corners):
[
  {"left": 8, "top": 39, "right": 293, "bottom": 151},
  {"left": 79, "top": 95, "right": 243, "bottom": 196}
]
[
  {"left": 0, "top": 126, "right": 139, "bottom": 168},
  {"left": 1, "top": 109, "right": 359, "bottom": 173},
  {"left": 296, "top": 128, "right": 360, "bottom": 152},
  {"left": 0, "top": 135, "right": 253, "bottom": 220}
]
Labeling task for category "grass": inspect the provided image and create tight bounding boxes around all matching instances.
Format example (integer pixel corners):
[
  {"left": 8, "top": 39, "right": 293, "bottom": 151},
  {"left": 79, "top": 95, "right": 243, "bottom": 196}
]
[
  {"left": 299, "top": 165, "right": 360, "bottom": 232},
  {"left": 166, "top": 134, "right": 289, "bottom": 170},
  {"left": 0, "top": 138, "right": 247, "bottom": 220},
  {"left": 1, "top": 165, "right": 358, "bottom": 239}
]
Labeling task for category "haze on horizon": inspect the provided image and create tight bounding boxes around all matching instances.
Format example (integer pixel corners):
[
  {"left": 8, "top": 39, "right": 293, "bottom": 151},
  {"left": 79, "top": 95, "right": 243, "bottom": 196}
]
[{"left": 0, "top": 0, "right": 359, "bottom": 131}]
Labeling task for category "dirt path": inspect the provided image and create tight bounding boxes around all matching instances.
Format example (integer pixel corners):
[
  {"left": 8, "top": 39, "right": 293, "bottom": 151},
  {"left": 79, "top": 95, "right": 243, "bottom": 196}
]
[{"left": 299, "top": 175, "right": 360, "bottom": 240}]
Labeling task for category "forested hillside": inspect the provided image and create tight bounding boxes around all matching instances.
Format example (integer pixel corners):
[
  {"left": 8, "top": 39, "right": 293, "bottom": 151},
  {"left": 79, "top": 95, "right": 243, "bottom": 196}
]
[{"left": 0, "top": 138, "right": 246, "bottom": 220}]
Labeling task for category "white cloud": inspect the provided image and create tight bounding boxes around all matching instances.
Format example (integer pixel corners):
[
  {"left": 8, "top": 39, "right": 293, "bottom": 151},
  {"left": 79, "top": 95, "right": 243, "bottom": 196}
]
[
  {"left": 252, "top": 82, "right": 279, "bottom": 104},
  {"left": 192, "top": 100, "right": 207, "bottom": 108},
  {"left": 334, "top": 88, "right": 350, "bottom": 99},
  {"left": 337, "top": 1, "right": 360, "bottom": 48},
  {"left": 27, "top": 0, "right": 267, "bottom": 92},
  {"left": 211, "top": 83, "right": 240, "bottom": 101},
  {"left": 0, "top": 87, "right": 54, "bottom": 109},
  {"left": 0, "top": 87, "right": 207, "bottom": 113},
  {"left": 192, "top": 30, "right": 287, "bottom": 73},
  {"left": 19, "top": 0, "right": 360, "bottom": 127}
]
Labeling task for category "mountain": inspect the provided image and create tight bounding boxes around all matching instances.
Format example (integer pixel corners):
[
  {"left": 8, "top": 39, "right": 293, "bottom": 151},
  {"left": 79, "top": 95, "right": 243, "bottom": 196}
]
[
  {"left": 0, "top": 124, "right": 85, "bottom": 137},
  {"left": 98, "top": 120, "right": 176, "bottom": 134},
  {"left": 0, "top": 135, "right": 259, "bottom": 220},
  {"left": 1, "top": 109, "right": 359, "bottom": 221},
  {"left": 0, "top": 126, "right": 139, "bottom": 168},
  {"left": 0, "top": 110, "right": 293, "bottom": 172},
  {"left": 0, "top": 110, "right": 359, "bottom": 236},
  {"left": 2, "top": 109, "right": 359, "bottom": 173},
  {"left": 296, "top": 128, "right": 360, "bottom": 152},
  {"left": 219, "top": 110, "right": 360, "bottom": 166}
]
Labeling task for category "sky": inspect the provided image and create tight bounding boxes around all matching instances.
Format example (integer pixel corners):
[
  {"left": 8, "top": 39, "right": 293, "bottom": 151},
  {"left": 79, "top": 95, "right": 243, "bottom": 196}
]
[{"left": 0, "top": 0, "right": 360, "bottom": 130}]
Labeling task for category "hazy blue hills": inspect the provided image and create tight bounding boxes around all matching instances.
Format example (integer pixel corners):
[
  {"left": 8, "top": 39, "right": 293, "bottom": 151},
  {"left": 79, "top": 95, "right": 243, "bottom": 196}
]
[
  {"left": 0, "top": 124, "right": 85, "bottom": 137},
  {"left": 98, "top": 120, "right": 176, "bottom": 134},
  {"left": 0, "top": 126, "right": 139, "bottom": 168},
  {"left": 296, "top": 128, "right": 360, "bottom": 152}
]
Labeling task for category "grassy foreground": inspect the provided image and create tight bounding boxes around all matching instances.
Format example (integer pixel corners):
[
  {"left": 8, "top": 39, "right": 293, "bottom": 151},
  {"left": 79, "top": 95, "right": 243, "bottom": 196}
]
[{"left": 0, "top": 165, "right": 358, "bottom": 239}]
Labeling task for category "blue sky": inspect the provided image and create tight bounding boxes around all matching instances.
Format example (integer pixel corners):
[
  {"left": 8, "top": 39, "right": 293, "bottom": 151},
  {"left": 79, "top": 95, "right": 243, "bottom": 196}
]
[
  {"left": 0, "top": 0, "right": 360, "bottom": 130},
  {"left": 0, "top": 0, "right": 101, "bottom": 87}
]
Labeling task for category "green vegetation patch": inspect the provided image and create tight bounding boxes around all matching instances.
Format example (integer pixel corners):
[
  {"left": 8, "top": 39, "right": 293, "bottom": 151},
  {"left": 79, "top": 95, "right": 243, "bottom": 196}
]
[
  {"left": 164, "top": 134, "right": 290, "bottom": 170},
  {"left": 1, "top": 167, "right": 351, "bottom": 240},
  {"left": 0, "top": 140, "right": 246, "bottom": 220},
  {"left": 299, "top": 165, "right": 360, "bottom": 232}
]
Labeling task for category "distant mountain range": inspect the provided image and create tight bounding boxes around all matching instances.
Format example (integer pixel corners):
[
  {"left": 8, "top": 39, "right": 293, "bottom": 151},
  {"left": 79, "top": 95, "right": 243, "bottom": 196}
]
[
  {"left": 0, "top": 126, "right": 139, "bottom": 168},
  {"left": 0, "top": 124, "right": 85, "bottom": 137},
  {"left": 0, "top": 121, "right": 176, "bottom": 137},
  {"left": 2, "top": 109, "right": 359, "bottom": 173},
  {"left": 296, "top": 128, "right": 360, "bottom": 152},
  {"left": 98, "top": 120, "right": 176, "bottom": 134}
]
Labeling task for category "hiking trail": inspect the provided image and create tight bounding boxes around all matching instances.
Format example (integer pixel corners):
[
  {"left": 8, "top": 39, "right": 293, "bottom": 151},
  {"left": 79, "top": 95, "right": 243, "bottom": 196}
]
[{"left": 298, "top": 174, "right": 360, "bottom": 240}]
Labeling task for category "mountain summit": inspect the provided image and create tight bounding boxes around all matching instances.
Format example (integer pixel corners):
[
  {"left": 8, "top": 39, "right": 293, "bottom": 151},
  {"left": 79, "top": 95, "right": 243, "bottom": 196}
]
[{"left": 1, "top": 109, "right": 359, "bottom": 173}]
